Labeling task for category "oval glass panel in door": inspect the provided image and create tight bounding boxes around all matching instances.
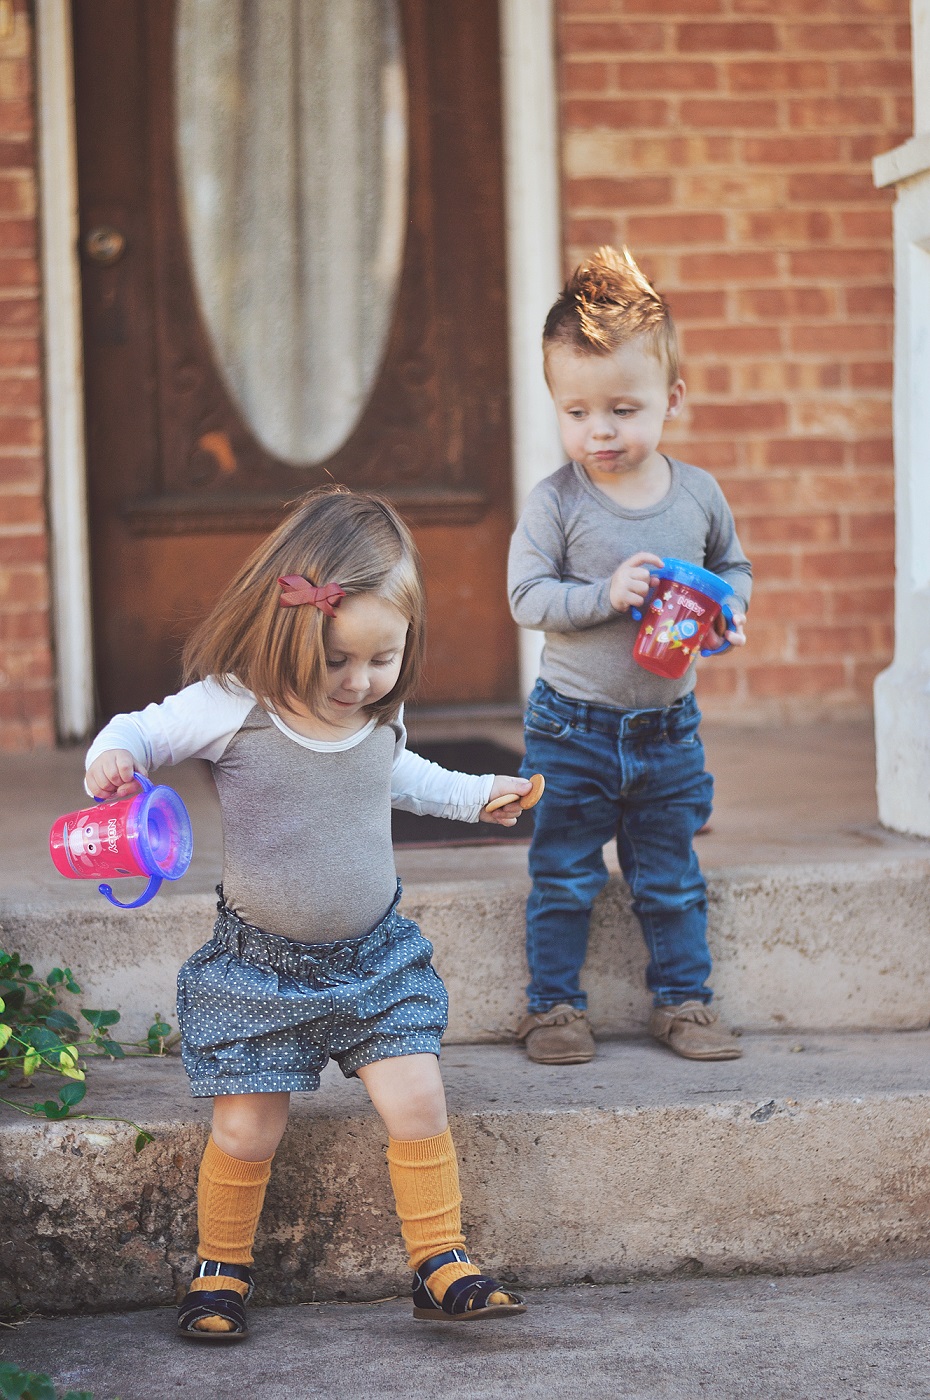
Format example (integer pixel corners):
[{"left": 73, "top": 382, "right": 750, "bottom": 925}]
[{"left": 175, "top": 0, "right": 408, "bottom": 466}]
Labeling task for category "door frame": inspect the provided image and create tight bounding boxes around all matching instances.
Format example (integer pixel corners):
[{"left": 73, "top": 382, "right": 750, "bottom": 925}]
[{"left": 38, "top": 0, "right": 562, "bottom": 738}]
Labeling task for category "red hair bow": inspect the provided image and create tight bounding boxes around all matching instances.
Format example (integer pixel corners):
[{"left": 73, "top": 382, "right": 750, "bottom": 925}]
[{"left": 277, "top": 576, "right": 346, "bottom": 617}]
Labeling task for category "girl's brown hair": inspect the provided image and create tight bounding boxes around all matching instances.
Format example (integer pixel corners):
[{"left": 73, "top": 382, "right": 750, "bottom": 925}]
[
  {"left": 182, "top": 486, "right": 426, "bottom": 723},
  {"left": 543, "top": 245, "right": 680, "bottom": 385}
]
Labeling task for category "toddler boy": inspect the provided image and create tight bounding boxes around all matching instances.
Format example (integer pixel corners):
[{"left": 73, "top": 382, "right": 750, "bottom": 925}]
[{"left": 508, "top": 247, "right": 752, "bottom": 1064}]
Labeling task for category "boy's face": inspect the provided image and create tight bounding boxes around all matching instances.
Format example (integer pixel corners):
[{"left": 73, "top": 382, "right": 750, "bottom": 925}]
[{"left": 546, "top": 336, "right": 685, "bottom": 488}]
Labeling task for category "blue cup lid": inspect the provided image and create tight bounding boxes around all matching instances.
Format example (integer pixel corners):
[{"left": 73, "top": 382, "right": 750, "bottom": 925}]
[
  {"left": 134, "top": 785, "right": 193, "bottom": 880},
  {"left": 653, "top": 557, "right": 735, "bottom": 608}
]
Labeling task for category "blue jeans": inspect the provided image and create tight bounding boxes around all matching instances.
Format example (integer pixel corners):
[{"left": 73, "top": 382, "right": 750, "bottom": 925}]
[{"left": 521, "top": 680, "right": 715, "bottom": 1013}]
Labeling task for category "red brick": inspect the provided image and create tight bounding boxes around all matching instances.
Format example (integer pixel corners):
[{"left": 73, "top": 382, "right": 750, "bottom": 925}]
[
  {"left": 746, "top": 586, "right": 830, "bottom": 623},
  {"left": 0, "top": 415, "right": 41, "bottom": 449},
  {"left": 0, "top": 564, "right": 47, "bottom": 605},
  {"left": 0, "top": 454, "right": 42, "bottom": 487},
  {"left": 0, "top": 299, "right": 38, "bottom": 331},
  {"left": 683, "top": 325, "right": 783, "bottom": 355},
  {"left": 562, "top": 62, "right": 614, "bottom": 95},
  {"left": 665, "top": 289, "right": 728, "bottom": 320},
  {"left": 0, "top": 258, "right": 38, "bottom": 290},
  {"left": 788, "top": 97, "right": 884, "bottom": 128},
  {"left": 788, "top": 172, "right": 887, "bottom": 205},
  {"left": 0, "top": 338, "right": 37, "bottom": 369},
  {"left": 790, "top": 323, "right": 890, "bottom": 353},
  {"left": 789, "top": 249, "right": 892, "bottom": 279},
  {"left": 764, "top": 438, "right": 846, "bottom": 467},
  {"left": 561, "top": 22, "right": 664, "bottom": 52},
  {"left": 616, "top": 61, "right": 720, "bottom": 90},
  {"left": 839, "top": 210, "right": 892, "bottom": 241},
  {"left": 0, "top": 218, "right": 36, "bottom": 251},
  {"left": 0, "top": 609, "right": 49, "bottom": 644},
  {"left": 836, "top": 58, "right": 911, "bottom": 87},
  {"left": 728, "top": 60, "right": 831, "bottom": 91},
  {"left": 786, "top": 22, "right": 898, "bottom": 49},
  {"left": 619, "top": 0, "right": 725, "bottom": 13},
  {"left": 688, "top": 364, "right": 732, "bottom": 394},
  {"left": 796, "top": 622, "right": 893, "bottom": 660},
  {"left": 565, "top": 217, "right": 617, "bottom": 247},
  {"left": 848, "top": 131, "right": 905, "bottom": 163},
  {"left": 562, "top": 99, "right": 671, "bottom": 130},
  {"left": 0, "top": 174, "right": 33, "bottom": 216},
  {"left": 849, "top": 361, "right": 893, "bottom": 389},
  {"left": 745, "top": 663, "right": 847, "bottom": 699},
  {"left": 739, "top": 135, "right": 844, "bottom": 165},
  {"left": 0, "top": 375, "right": 39, "bottom": 410},
  {"left": 740, "top": 211, "right": 833, "bottom": 244},
  {"left": 799, "top": 548, "right": 891, "bottom": 583},
  {"left": 736, "top": 621, "right": 792, "bottom": 661},
  {"left": 565, "top": 177, "right": 674, "bottom": 207},
  {"left": 680, "top": 250, "right": 780, "bottom": 282},
  {"left": 692, "top": 666, "right": 739, "bottom": 699},
  {"left": 845, "top": 286, "right": 893, "bottom": 317},
  {"left": 741, "top": 514, "right": 842, "bottom": 546},
  {"left": 689, "top": 401, "right": 788, "bottom": 433},
  {"left": 852, "top": 439, "right": 893, "bottom": 468},
  {"left": 847, "top": 512, "right": 895, "bottom": 547},
  {"left": 625, "top": 213, "right": 727, "bottom": 244},
  {"left": 738, "top": 287, "right": 835, "bottom": 318},
  {"left": 680, "top": 98, "right": 779, "bottom": 128},
  {"left": 670, "top": 439, "right": 740, "bottom": 470},
  {"left": 832, "top": 584, "right": 895, "bottom": 621},
  {"left": 0, "top": 136, "right": 34, "bottom": 169},
  {"left": 0, "top": 100, "right": 32, "bottom": 138},
  {"left": 676, "top": 22, "right": 778, "bottom": 50}
]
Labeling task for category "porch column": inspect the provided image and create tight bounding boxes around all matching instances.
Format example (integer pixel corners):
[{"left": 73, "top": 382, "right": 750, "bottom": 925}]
[{"left": 872, "top": 0, "right": 930, "bottom": 836}]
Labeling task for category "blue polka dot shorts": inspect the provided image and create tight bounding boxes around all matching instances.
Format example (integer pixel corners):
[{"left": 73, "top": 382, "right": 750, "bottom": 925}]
[{"left": 176, "top": 884, "right": 448, "bottom": 1097}]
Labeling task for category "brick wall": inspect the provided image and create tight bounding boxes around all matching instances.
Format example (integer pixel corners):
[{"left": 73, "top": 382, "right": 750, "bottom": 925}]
[
  {"left": 0, "top": 0, "right": 53, "bottom": 748},
  {"left": 558, "top": 0, "right": 911, "bottom": 719}
]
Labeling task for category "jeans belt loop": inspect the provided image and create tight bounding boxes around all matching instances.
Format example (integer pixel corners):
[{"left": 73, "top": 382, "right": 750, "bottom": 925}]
[{"left": 576, "top": 700, "right": 588, "bottom": 732}]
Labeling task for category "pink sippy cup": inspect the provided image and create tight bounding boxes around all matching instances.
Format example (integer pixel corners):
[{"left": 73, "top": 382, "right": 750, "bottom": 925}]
[{"left": 49, "top": 772, "right": 193, "bottom": 909}]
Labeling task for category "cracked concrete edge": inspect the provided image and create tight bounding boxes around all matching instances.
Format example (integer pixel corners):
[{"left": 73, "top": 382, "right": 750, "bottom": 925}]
[{"left": 3, "top": 1088, "right": 930, "bottom": 1315}]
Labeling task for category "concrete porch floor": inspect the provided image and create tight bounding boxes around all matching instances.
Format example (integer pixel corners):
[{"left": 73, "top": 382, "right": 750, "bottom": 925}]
[{"left": 3, "top": 717, "right": 928, "bottom": 905}]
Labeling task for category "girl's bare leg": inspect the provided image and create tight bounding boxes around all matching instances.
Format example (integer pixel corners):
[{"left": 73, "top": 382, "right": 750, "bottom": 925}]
[
  {"left": 357, "top": 1053, "right": 447, "bottom": 1139},
  {"left": 211, "top": 1091, "right": 291, "bottom": 1159}
]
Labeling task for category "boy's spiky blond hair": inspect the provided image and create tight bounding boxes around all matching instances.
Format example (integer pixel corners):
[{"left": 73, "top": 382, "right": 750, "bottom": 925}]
[{"left": 543, "top": 246, "right": 680, "bottom": 385}]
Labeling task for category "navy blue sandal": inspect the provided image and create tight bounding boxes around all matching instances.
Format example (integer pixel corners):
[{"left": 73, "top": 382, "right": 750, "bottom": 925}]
[
  {"left": 412, "top": 1248, "right": 526, "bottom": 1322},
  {"left": 177, "top": 1260, "right": 254, "bottom": 1341}
]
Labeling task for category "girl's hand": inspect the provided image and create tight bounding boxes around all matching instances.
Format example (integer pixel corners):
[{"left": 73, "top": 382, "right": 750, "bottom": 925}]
[
  {"left": 85, "top": 749, "right": 144, "bottom": 799},
  {"left": 708, "top": 609, "right": 747, "bottom": 650},
  {"left": 479, "top": 775, "right": 533, "bottom": 826},
  {"left": 609, "top": 552, "right": 665, "bottom": 614}
]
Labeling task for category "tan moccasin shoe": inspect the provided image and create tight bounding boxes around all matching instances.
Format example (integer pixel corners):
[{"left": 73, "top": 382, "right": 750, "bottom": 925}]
[
  {"left": 649, "top": 1000, "right": 742, "bottom": 1061},
  {"left": 516, "top": 1004, "right": 596, "bottom": 1064}
]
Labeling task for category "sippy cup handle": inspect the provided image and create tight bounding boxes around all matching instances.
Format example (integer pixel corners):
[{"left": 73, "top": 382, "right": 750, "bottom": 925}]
[
  {"left": 92, "top": 770, "right": 152, "bottom": 804},
  {"left": 630, "top": 570, "right": 664, "bottom": 624},
  {"left": 93, "top": 771, "right": 161, "bottom": 908},
  {"left": 700, "top": 602, "right": 735, "bottom": 657}
]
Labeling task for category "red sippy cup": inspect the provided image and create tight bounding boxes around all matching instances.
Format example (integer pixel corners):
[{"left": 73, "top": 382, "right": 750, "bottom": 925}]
[
  {"left": 49, "top": 772, "right": 193, "bottom": 909},
  {"left": 630, "top": 557, "right": 737, "bottom": 681}
]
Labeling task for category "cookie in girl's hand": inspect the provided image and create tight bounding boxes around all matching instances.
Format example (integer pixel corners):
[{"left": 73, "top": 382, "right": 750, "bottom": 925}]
[{"left": 483, "top": 772, "right": 545, "bottom": 815}]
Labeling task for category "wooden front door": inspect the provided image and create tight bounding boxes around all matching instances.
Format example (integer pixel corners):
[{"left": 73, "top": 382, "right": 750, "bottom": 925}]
[{"left": 72, "top": 0, "right": 516, "bottom": 720}]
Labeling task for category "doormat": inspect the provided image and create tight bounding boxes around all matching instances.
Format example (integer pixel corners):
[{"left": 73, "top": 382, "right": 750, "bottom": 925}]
[{"left": 392, "top": 739, "right": 533, "bottom": 848}]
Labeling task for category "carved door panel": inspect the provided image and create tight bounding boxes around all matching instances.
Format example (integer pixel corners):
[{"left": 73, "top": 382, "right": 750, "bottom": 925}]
[{"left": 73, "top": 0, "right": 516, "bottom": 718}]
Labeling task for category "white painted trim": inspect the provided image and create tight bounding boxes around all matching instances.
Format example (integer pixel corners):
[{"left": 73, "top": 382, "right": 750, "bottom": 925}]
[
  {"left": 499, "top": 0, "right": 564, "bottom": 697},
  {"left": 35, "top": 0, "right": 95, "bottom": 740}
]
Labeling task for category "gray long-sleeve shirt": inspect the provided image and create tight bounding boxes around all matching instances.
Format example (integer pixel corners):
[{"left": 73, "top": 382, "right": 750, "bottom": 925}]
[{"left": 508, "top": 457, "right": 752, "bottom": 711}]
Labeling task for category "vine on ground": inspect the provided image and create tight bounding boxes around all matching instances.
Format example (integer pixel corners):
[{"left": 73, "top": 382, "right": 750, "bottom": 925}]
[{"left": 0, "top": 948, "right": 177, "bottom": 1151}]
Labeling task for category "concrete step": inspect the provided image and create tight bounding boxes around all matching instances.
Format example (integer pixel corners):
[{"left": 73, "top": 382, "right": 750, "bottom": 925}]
[
  {"left": 4, "top": 1262, "right": 930, "bottom": 1400},
  {"left": 3, "top": 1031, "right": 930, "bottom": 1315},
  {"left": 4, "top": 846, "right": 930, "bottom": 1044}
]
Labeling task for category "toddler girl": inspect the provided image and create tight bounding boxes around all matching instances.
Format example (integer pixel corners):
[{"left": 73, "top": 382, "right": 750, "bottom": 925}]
[{"left": 85, "top": 487, "right": 530, "bottom": 1338}]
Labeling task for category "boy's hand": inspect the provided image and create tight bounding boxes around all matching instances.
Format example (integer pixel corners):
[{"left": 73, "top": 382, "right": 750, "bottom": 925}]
[
  {"left": 85, "top": 749, "right": 144, "bottom": 799},
  {"left": 609, "top": 552, "right": 665, "bottom": 614},
  {"left": 479, "top": 775, "right": 533, "bottom": 826},
  {"left": 707, "top": 609, "right": 747, "bottom": 649}
]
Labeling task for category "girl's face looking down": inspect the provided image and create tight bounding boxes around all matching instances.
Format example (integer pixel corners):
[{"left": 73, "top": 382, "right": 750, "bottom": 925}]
[{"left": 321, "top": 592, "right": 409, "bottom": 727}]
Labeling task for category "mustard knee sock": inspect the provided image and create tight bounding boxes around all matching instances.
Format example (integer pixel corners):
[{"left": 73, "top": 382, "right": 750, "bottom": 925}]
[
  {"left": 386, "top": 1128, "right": 508, "bottom": 1306},
  {"left": 187, "top": 1136, "right": 273, "bottom": 1333}
]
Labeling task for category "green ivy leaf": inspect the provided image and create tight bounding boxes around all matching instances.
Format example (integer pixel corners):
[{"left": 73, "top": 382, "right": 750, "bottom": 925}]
[
  {"left": 59, "top": 1081, "right": 86, "bottom": 1107},
  {"left": 46, "top": 968, "right": 64, "bottom": 987},
  {"left": 33, "top": 1100, "right": 69, "bottom": 1120},
  {"left": 81, "top": 1009, "right": 121, "bottom": 1030},
  {"left": 45, "top": 1009, "right": 80, "bottom": 1033},
  {"left": 0, "top": 1360, "right": 30, "bottom": 1398},
  {"left": 135, "top": 1130, "right": 154, "bottom": 1153},
  {"left": 98, "top": 1039, "right": 125, "bottom": 1059}
]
